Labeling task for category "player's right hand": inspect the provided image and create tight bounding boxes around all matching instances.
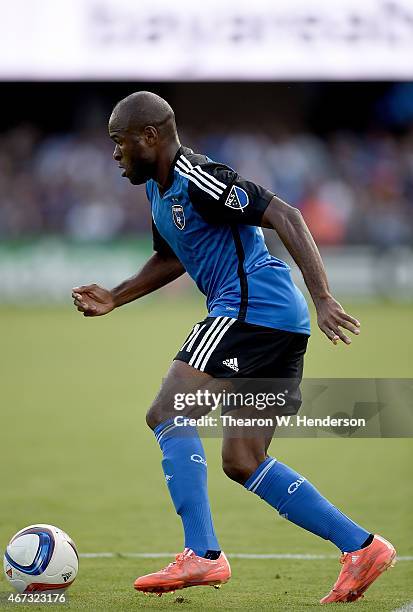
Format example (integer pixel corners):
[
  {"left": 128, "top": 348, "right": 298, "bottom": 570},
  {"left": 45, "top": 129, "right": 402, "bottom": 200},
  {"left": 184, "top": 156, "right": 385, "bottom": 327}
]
[{"left": 71, "top": 284, "right": 115, "bottom": 317}]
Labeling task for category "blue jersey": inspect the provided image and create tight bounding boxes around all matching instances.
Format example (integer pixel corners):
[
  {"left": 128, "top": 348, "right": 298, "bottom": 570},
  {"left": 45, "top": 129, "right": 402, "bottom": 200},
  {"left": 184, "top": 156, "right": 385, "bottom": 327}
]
[{"left": 146, "top": 146, "right": 310, "bottom": 335}]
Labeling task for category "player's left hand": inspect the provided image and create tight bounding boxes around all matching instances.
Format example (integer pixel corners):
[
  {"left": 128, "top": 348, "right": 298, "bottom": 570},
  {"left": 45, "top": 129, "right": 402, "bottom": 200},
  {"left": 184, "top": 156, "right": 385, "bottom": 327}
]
[{"left": 316, "top": 295, "right": 360, "bottom": 345}]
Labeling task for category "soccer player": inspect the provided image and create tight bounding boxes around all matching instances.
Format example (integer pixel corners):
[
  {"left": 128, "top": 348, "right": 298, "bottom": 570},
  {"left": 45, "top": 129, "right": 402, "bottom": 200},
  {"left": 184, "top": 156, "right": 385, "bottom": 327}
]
[{"left": 72, "top": 92, "right": 396, "bottom": 603}]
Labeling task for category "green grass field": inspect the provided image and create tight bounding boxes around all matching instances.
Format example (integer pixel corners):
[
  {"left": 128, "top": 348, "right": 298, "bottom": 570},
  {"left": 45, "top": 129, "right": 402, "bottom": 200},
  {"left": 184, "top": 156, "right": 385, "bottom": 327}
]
[{"left": 1, "top": 296, "right": 412, "bottom": 611}]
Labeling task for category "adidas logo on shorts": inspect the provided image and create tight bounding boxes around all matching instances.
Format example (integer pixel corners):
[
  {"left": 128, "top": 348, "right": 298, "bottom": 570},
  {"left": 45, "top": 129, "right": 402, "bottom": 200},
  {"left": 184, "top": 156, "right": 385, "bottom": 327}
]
[{"left": 222, "top": 357, "right": 239, "bottom": 372}]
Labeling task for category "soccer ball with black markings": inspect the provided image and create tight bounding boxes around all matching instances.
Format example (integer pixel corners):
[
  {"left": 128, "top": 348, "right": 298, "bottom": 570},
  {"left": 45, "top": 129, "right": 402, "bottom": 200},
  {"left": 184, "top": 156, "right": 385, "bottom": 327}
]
[{"left": 3, "top": 524, "right": 78, "bottom": 593}]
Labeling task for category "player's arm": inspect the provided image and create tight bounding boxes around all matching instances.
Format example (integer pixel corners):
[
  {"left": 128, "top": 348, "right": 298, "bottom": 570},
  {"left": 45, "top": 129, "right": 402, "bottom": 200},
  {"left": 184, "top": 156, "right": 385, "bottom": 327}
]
[
  {"left": 72, "top": 226, "right": 185, "bottom": 317},
  {"left": 261, "top": 196, "right": 360, "bottom": 345}
]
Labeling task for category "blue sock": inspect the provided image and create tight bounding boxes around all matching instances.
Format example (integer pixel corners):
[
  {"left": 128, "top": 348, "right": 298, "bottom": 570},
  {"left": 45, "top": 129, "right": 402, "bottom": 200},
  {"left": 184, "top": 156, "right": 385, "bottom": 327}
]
[
  {"left": 154, "top": 419, "right": 220, "bottom": 557},
  {"left": 245, "top": 457, "right": 370, "bottom": 553}
]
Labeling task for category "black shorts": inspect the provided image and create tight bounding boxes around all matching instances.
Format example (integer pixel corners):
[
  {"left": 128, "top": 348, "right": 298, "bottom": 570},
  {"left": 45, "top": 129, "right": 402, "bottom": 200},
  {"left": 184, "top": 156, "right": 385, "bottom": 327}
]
[{"left": 174, "top": 315, "right": 309, "bottom": 379}]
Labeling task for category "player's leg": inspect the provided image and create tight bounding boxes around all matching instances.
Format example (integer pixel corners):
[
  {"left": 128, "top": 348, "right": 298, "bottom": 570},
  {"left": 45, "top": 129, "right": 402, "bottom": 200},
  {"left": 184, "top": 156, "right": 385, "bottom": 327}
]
[
  {"left": 221, "top": 425, "right": 396, "bottom": 603},
  {"left": 221, "top": 332, "right": 395, "bottom": 603},
  {"left": 222, "top": 425, "right": 373, "bottom": 554},
  {"left": 221, "top": 410, "right": 275, "bottom": 483},
  {"left": 146, "top": 360, "right": 221, "bottom": 558},
  {"left": 135, "top": 358, "right": 231, "bottom": 594}
]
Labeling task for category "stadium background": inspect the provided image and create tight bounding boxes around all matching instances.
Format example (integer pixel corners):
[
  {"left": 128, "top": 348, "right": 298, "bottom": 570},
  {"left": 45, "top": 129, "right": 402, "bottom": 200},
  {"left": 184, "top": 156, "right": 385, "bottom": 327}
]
[
  {"left": 1, "top": 1, "right": 412, "bottom": 610},
  {"left": 1, "top": 81, "right": 413, "bottom": 301}
]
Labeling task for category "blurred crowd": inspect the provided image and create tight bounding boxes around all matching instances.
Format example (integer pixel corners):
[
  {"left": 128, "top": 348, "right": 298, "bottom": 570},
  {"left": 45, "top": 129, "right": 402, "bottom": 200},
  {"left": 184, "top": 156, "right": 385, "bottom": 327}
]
[{"left": 1, "top": 123, "right": 413, "bottom": 246}]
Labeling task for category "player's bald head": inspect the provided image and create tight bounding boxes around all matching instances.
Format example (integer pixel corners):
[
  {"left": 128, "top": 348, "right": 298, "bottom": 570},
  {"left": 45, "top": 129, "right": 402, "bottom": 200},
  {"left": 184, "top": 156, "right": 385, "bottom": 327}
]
[{"left": 109, "top": 91, "right": 177, "bottom": 139}]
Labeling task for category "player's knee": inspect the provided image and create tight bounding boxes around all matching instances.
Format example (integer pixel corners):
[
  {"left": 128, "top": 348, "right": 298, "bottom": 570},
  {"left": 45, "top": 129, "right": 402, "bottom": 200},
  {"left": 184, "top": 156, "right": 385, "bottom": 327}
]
[
  {"left": 221, "top": 455, "right": 259, "bottom": 485},
  {"left": 146, "top": 397, "right": 177, "bottom": 430},
  {"left": 146, "top": 406, "right": 163, "bottom": 430}
]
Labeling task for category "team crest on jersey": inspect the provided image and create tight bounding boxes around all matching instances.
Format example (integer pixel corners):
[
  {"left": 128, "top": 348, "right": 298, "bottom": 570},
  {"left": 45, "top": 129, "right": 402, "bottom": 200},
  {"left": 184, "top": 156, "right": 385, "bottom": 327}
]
[
  {"left": 172, "top": 203, "right": 185, "bottom": 230},
  {"left": 224, "top": 185, "right": 249, "bottom": 212}
]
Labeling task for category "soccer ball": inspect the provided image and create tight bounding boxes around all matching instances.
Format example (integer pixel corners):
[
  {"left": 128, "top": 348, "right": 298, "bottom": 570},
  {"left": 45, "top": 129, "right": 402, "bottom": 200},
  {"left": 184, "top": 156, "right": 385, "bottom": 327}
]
[{"left": 3, "top": 524, "right": 78, "bottom": 593}]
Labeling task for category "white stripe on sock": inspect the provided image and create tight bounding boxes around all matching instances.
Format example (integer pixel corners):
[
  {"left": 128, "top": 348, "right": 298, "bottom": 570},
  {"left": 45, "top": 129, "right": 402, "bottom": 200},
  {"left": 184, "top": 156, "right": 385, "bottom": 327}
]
[
  {"left": 247, "top": 458, "right": 277, "bottom": 492},
  {"left": 156, "top": 423, "right": 177, "bottom": 444}
]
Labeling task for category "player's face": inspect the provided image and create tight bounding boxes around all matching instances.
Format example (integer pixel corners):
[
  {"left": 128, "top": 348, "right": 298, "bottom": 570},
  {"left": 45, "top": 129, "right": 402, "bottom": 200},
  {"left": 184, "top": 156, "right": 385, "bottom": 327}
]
[{"left": 109, "top": 128, "right": 156, "bottom": 185}]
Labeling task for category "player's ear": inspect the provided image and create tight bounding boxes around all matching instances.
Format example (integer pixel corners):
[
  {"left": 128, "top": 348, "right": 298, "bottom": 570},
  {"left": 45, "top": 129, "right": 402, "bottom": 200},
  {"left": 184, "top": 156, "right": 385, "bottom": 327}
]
[{"left": 143, "top": 125, "right": 158, "bottom": 146}]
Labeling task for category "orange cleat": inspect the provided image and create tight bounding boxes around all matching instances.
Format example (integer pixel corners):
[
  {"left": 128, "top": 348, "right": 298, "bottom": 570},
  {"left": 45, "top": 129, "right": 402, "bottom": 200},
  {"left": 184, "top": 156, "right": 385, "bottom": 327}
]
[
  {"left": 134, "top": 548, "right": 231, "bottom": 595},
  {"left": 320, "top": 534, "right": 396, "bottom": 604}
]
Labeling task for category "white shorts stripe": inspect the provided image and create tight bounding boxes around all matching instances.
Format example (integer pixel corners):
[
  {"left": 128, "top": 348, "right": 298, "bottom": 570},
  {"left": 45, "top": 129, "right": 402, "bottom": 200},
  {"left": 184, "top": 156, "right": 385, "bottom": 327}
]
[
  {"left": 180, "top": 323, "right": 200, "bottom": 351},
  {"left": 192, "top": 317, "right": 231, "bottom": 370},
  {"left": 188, "top": 317, "right": 224, "bottom": 367},
  {"left": 186, "top": 324, "right": 207, "bottom": 352},
  {"left": 175, "top": 167, "right": 220, "bottom": 200},
  {"left": 180, "top": 154, "right": 228, "bottom": 190},
  {"left": 247, "top": 458, "right": 277, "bottom": 492},
  {"left": 199, "top": 318, "right": 237, "bottom": 372},
  {"left": 176, "top": 159, "right": 223, "bottom": 195}
]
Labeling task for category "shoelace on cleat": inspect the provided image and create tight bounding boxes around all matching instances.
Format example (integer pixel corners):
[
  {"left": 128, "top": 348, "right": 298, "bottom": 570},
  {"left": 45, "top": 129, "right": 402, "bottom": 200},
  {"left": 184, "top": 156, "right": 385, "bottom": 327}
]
[{"left": 161, "top": 549, "right": 194, "bottom": 573}]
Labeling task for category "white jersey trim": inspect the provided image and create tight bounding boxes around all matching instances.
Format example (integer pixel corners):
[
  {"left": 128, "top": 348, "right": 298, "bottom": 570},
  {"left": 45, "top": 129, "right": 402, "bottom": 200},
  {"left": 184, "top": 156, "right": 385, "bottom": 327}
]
[
  {"left": 175, "top": 165, "right": 220, "bottom": 200},
  {"left": 179, "top": 154, "right": 228, "bottom": 190}
]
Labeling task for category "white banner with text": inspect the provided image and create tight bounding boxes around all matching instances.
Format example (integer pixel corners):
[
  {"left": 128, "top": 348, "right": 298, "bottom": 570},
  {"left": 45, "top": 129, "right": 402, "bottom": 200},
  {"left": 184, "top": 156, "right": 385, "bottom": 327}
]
[{"left": 2, "top": 0, "right": 413, "bottom": 80}]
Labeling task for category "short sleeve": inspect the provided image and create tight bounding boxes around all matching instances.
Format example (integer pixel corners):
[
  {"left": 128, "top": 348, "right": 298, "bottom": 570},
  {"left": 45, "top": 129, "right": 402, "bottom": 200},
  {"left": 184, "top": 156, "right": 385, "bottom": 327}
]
[
  {"left": 152, "top": 220, "right": 176, "bottom": 258},
  {"left": 186, "top": 162, "right": 274, "bottom": 226}
]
